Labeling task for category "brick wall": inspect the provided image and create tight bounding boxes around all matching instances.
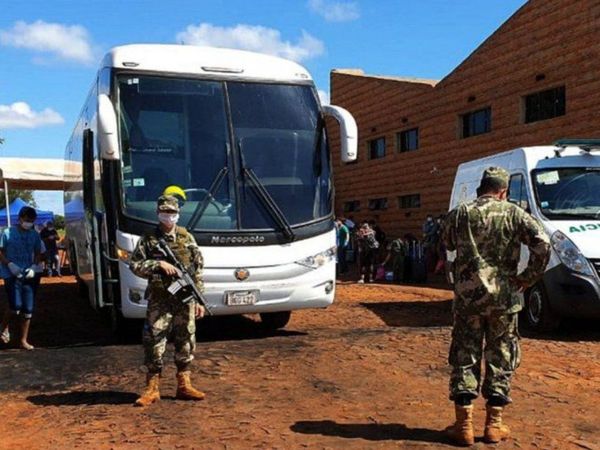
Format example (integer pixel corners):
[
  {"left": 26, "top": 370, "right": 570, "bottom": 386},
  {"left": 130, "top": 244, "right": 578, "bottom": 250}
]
[{"left": 329, "top": 0, "right": 600, "bottom": 239}]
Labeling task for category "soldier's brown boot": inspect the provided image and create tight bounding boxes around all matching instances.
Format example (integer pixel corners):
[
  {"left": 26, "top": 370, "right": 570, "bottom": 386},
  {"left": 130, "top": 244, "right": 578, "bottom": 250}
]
[
  {"left": 134, "top": 373, "right": 161, "bottom": 407},
  {"left": 176, "top": 371, "right": 205, "bottom": 401},
  {"left": 484, "top": 405, "right": 511, "bottom": 443},
  {"left": 445, "top": 404, "right": 475, "bottom": 446}
]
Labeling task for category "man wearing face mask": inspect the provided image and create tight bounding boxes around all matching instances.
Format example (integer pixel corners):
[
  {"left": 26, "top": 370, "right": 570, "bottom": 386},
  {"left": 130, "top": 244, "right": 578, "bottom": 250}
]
[
  {"left": 0, "top": 206, "right": 44, "bottom": 350},
  {"left": 129, "top": 195, "right": 206, "bottom": 407}
]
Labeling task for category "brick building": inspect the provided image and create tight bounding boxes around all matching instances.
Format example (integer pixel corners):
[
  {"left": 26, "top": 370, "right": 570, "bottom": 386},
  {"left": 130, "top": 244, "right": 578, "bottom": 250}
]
[{"left": 329, "top": 0, "right": 600, "bottom": 238}]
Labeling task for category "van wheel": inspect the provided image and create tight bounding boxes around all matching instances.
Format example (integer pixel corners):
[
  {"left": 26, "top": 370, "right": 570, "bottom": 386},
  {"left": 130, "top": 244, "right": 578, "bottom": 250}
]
[
  {"left": 523, "top": 283, "right": 560, "bottom": 332},
  {"left": 260, "top": 311, "right": 291, "bottom": 330}
]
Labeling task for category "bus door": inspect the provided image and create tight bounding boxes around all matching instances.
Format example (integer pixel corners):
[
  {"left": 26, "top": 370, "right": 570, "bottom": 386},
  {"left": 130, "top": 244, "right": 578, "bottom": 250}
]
[{"left": 82, "top": 128, "right": 105, "bottom": 308}]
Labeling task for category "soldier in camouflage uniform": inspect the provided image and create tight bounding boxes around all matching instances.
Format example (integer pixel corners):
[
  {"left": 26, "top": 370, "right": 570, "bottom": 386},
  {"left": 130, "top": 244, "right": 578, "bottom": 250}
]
[
  {"left": 130, "top": 195, "right": 206, "bottom": 407},
  {"left": 442, "top": 167, "right": 550, "bottom": 445}
]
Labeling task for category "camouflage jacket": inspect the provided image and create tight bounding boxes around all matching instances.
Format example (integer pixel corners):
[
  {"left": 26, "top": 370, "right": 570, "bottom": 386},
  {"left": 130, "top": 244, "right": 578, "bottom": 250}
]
[
  {"left": 130, "top": 226, "right": 204, "bottom": 300},
  {"left": 442, "top": 196, "right": 550, "bottom": 315}
]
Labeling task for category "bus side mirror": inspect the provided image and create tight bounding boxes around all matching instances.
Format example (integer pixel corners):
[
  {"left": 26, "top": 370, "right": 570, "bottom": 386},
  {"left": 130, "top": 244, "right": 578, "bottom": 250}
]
[
  {"left": 98, "top": 94, "right": 120, "bottom": 160},
  {"left": 323, "top": 105, "right": 358, "bottom": 163}
]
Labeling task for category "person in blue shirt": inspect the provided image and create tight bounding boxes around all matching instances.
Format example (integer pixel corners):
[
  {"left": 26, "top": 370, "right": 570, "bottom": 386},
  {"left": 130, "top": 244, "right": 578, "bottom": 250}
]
[{"left": 0, "top": 206, "right": 44, "bottom": 350}]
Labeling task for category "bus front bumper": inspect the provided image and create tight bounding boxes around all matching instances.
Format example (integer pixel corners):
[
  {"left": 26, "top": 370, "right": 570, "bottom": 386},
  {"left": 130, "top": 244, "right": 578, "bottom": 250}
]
[{"left": 118, "top": 260, "right": 336, "bottom": 319}]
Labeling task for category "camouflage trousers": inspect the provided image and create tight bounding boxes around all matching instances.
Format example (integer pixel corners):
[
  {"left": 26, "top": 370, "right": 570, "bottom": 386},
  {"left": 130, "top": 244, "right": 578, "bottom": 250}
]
[
  {"left": 143, "top": 293, "right": 196, "bottom": 374},
  {"left": 449, "top": 312, "right": 520, "bottom": 403}
]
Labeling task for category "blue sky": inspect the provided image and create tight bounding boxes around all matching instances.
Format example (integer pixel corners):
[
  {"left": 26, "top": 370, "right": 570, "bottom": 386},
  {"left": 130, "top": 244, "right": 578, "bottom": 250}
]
[{"left": 0, "top": 0, "right": 527, "bottom": 214}]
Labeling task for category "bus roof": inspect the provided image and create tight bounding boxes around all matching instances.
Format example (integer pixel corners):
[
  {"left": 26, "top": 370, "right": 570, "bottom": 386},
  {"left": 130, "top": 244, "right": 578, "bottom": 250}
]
[{"left": 101, "top": 44, "right": 313, "bottom": 83}]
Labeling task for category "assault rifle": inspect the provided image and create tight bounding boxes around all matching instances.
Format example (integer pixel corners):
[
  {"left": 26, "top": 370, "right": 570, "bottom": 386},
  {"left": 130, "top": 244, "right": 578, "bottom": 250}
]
[{"left": 156, "top": 238, "right": 212, "bottom": 316}]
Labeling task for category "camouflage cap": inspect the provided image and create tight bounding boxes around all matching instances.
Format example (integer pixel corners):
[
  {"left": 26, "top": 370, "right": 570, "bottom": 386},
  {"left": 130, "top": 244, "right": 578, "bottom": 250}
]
[
  {"left": 481, "top": 166, "right": 510, "bottom": 188},
  {"left": 157, "top": 195, "right": 180, "bottom": 212}
]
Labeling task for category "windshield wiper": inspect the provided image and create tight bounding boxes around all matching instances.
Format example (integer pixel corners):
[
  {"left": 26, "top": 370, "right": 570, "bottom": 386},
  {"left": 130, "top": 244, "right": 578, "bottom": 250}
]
[
  {"left": 237, "top": 140, "right": 295, "bottom": 241},
  {"left": 186, "top": 167, "right": 229, "bottom": 231}
]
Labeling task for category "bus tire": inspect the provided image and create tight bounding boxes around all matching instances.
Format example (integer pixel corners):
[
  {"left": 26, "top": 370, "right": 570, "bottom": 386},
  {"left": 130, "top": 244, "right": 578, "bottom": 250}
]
[
  {"left": 110, "top": 305, "right": 141, "bottom": 343},
  {"left": 522, "top": 282, "right": 560, "bottom": 333},
  {"left": 260, "top": 311, "right": 291, "bottom": 330}
]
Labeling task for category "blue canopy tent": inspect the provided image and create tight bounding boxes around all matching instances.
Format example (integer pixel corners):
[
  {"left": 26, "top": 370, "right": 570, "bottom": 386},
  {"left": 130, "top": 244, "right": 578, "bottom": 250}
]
[{"left": 0, "top": 198, "right": 54, "bottom": 227}]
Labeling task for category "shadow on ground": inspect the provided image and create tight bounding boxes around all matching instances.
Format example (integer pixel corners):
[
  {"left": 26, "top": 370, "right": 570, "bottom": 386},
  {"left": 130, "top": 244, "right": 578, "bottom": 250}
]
[
  {"left": 291, "top": 420, "right": 449, "bottom": 445},
  {"left": 0, "top": 277, "right": 306, "bottom": 350},
  {"left": 27, "top": 390, "right": 137, "bottom": 406},
  {"left": 361, "top": 300, "right": 453, "bottom": 327},
  {"left": 520, "top": 318, "right": 600, "bottom": 342}
]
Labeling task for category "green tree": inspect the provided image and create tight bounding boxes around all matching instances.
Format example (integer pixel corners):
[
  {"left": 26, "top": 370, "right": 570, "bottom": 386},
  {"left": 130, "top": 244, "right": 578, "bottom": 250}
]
[
  {"left": 0, "top": 189, "right": 37, "bottom": 209},
  {"left": 53, "top": 214, "right": 65, "bottom": 229}
]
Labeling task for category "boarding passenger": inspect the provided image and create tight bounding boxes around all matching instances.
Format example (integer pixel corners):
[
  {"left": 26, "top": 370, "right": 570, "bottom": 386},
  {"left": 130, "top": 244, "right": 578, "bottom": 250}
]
[{"left": 0, "top": 206, "right": 44, "bottom": 350}]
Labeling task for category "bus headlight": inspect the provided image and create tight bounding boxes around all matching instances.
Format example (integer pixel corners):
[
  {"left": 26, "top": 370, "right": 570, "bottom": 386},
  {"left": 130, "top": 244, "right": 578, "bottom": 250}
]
[
  {"left": 551, "top": 231, "right": 595, "bottom": 277},
  {"left": 116, "top": 246, "right": 132, "bottom": 264},
  {"left": 296, "top": 246, "right": 337, "bottom": 269}
]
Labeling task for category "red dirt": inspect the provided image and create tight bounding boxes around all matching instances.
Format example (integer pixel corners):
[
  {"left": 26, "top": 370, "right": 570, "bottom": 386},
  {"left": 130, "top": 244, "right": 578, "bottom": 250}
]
[{"left": 0, "top": 276, "right": 598, "bottom": 449}]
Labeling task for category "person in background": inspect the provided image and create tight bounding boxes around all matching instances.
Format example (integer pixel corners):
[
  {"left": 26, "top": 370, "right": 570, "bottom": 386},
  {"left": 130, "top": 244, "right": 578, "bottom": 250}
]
[
  {"left": 422, "top": 214, "right": 439, "bottom": 272},
  {"left": 382, "top": 236, "right": 407, "bottom": 283},
  {"left": 335, "top": 218, "right": 350, "bottom": 276},
  {"left": 0, "top": 206, "right": 44, "bottom": 350},
  {"left": 357, "top": 222, "right": 379, "bottom": 283},
  {"left": 344, "top": 215, "right": 356, "bottom": 232},
  {"left": 40, "top": 220, "right": 61, "bottom": 277}
]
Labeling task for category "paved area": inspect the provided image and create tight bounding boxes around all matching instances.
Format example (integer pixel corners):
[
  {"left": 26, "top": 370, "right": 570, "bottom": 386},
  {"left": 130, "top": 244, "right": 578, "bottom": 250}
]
[{"left": 1, "top": 277, "right": 599, "bottom": 449}]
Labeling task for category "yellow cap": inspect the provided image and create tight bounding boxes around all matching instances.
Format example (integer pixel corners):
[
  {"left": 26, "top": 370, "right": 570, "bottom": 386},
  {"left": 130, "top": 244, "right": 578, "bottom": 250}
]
[{"left": 163, "top": 185, "right": 187, "bottom": 202}]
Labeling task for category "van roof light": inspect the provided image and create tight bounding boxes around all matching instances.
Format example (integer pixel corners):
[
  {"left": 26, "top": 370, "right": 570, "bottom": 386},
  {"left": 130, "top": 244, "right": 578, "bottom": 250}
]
[{"left": 553, "top": 139, "right": 600, "bottom": 157}]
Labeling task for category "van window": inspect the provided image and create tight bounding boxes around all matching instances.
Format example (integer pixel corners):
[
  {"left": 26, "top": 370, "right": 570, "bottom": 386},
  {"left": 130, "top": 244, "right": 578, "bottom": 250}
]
[
  {"left": 508, "top": 174, "right": 529, "bottom": 210},
  {"left": 533, "top": 168, "right": 600, "bottom": 220}
]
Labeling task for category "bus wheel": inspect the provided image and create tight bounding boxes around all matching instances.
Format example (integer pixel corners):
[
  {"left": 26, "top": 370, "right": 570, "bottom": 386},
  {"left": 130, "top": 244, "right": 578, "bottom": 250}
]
[
  {"left": 260, "top": 311, "right": 291, "bottom": 330},
  {"left": 523, "top": 282, "right": 560, "bottom": 332},
  {"left": 110, "top": 305, "right": 141, "bottom": 343}
]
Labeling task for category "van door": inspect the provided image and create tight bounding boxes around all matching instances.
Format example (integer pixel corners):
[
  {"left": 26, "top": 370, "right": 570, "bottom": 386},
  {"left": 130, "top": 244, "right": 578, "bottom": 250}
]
[{"left": 508, "top": 172, "right": 534, "bottom": 274}]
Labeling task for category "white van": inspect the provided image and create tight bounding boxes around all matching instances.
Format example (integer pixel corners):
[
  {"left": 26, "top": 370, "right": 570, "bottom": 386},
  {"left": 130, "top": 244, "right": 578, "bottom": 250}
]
[{"left": 449, "top": 140, "right": 600, "bottom": 331}]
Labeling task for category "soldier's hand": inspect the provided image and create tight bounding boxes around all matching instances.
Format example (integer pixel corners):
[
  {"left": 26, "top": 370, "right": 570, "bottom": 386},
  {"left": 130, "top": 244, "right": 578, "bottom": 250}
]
[
  {"left": 158, "top": 261, "right": 178, "bottom": 276},
  {"left": 510, "top": 276, "right": 529, "bottom": 293},
  {"left": 195, "top": 304, "right": 206, "bottom": 319}
]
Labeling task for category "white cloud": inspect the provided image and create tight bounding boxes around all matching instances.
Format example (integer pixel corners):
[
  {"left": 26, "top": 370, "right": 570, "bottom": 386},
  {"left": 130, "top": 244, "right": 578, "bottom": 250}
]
[
  {"left": 317, "top": 89, "right": 330, "bottom": 105},
  {"left": 0, "top": 20, "right": 94, "bottom": 64},
  {"left": 176, "top": 23, "right": 325, "bottom": 62},
  {"left": 308, "top": 0, "right": 360, "bottom": 22},
  {"left": 0, "top": 102, "right": 64, "bottom": 129}
]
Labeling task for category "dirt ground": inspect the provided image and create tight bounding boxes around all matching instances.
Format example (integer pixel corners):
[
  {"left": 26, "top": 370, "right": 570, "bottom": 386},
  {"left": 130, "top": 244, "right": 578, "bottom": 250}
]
[{"left": 0, "top": 276, "right": 599, "bottom": 450}]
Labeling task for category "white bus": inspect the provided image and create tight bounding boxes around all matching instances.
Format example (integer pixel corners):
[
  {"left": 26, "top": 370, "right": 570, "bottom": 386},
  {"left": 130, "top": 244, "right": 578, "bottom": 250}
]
[{"left": 64, "top": 44, "right": 357, "bottom": 334}]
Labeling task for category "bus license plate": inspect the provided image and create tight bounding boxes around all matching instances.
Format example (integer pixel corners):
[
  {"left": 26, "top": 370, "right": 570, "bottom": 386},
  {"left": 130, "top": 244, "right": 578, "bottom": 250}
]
[{"left": 225, "top": 291, "right": 258, "bottom": 306}]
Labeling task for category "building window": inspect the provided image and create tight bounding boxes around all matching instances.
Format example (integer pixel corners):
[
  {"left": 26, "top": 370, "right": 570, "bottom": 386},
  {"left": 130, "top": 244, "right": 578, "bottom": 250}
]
[
  {"left": 461, "top": 107, "right": 491, "bottom": 138},
  {"left": 398, "top": 194, "right": 421, "bottom": 209},
  {"left": 368, "top": 197, "right": 388, "bottom": 210},
  {"left": 524, "top": 86, "right": 566, "bottom": 124},
  {"left": 343, "top": 200, "right": 360, "bottom": 213},
  {"left": 368, "top": 137, "right": 386, "bottom": 159},
  {"left": 397, "top": 128, "right": 419, "bottom": 152}
]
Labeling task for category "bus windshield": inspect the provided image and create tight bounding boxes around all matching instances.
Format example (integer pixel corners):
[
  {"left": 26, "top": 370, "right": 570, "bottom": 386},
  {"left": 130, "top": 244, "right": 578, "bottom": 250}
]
[
  {"left": 118, "top": 75, "right": 331, "bottom": 232},
  {"left": 533, "top": 167, "right": 600, "bottom": 220}
]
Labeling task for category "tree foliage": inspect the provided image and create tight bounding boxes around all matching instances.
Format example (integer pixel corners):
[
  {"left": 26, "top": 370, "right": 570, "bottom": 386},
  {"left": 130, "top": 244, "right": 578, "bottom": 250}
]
[{"left": 0, "top": 189, "right": 37, "bottom": 209}]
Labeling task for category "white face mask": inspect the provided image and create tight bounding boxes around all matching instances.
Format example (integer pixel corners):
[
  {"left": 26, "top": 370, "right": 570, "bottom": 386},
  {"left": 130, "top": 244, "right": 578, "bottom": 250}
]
[
  {"left": 21, "top": 221, "right": 34, "bottom": 230},
  {"left": 158, "top": 213, "right": 179, "bottom": 226}
]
